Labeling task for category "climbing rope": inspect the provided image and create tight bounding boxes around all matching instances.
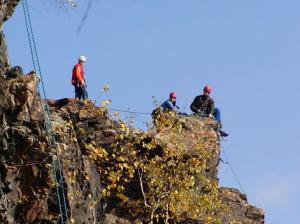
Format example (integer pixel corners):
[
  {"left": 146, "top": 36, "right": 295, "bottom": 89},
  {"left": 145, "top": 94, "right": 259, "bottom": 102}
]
[
  {"left": 21, "top": 0, "right": 36, "bottom": 71},
  {"left": 109, "top": 108, "right": 151, "bottom": 115},
  {"left": 108, "top": 107, "right": 189, "bottom": 116},
  {"left": 21, "top": 0, "right": 69, "bottom": 223},
  {"left": 220, "top": 147, "right": 246, "bottom": 195}
]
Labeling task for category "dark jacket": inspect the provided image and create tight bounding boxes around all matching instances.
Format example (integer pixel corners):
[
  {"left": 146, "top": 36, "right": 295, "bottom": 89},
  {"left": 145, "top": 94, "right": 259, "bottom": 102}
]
[{"left": 190, "top": 95, "right": 215, "bottom": 116}]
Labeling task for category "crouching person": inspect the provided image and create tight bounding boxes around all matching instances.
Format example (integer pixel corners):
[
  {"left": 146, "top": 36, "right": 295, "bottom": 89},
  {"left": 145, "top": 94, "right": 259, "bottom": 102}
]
[
  {"left": 152, "top": 92, "right": 178, "bottom": 128},
  {"left": 190, "top": 85, "right": 228, "bottom": 137}
]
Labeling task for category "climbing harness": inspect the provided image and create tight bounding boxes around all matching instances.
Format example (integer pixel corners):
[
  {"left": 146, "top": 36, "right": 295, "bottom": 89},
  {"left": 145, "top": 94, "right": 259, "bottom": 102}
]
[{"left": 21, "top": 0, "right": 69, "bottom": 223}]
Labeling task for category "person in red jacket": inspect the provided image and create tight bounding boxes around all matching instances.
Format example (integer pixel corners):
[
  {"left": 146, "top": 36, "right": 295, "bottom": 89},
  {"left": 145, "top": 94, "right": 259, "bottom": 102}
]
[{"left": 72, "top": 56, "right": 88, "bottom": 100}]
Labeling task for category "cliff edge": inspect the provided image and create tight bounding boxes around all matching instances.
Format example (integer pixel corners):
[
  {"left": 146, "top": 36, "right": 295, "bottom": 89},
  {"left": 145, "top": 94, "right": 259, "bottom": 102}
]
[{"left": 0, "top": 73, "right": 264, "bottom": 223}]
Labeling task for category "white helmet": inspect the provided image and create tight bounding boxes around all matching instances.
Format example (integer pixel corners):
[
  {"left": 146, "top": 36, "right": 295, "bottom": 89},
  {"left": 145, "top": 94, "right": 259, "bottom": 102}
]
[{"left": 79, "top": 55, "right": 86, "bottom": 62}]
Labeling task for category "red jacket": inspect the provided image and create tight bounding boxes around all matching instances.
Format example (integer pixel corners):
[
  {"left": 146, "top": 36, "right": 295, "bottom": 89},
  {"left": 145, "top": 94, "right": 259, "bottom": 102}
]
[{"left": 72, "top": 63, "right": 84, "bottom": 86}]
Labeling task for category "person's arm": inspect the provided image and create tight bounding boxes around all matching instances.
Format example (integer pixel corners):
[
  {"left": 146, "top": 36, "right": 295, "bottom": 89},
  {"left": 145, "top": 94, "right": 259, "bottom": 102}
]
[
  {"left": 173, "top": 101, "right": 180, "bottom": 109},
  {"left": 208, "top": 98, "right": 215, "bottom": 116},
  {"left": 71, "top": 67, "right": 76, "bottom": 85},
  {"left": 190, "top": 96, "right": 199, "bottom": 113}
]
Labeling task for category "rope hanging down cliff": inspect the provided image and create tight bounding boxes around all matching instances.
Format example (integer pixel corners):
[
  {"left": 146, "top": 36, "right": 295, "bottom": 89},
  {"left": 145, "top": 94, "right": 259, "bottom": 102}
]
[{"left": 21, "top": 0, "right": 69, "bottom": 223}]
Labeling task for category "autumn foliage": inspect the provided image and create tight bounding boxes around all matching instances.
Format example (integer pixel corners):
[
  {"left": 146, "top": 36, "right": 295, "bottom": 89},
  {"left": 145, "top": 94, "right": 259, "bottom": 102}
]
[{"left": 81, "top": 108, "right": 225, "bottom": 223}]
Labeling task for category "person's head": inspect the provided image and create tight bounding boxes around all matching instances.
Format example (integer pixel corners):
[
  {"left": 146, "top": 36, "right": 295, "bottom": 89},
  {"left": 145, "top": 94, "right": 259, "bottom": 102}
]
[
  {"left": 169, "top": 92, "right": 177, "bottom": 103},
  {"left": 78, "top": 56, "right": 87, "bottom": 65},
  {"left": 203, "top": 85, "right": 212, "bottom": 96}
]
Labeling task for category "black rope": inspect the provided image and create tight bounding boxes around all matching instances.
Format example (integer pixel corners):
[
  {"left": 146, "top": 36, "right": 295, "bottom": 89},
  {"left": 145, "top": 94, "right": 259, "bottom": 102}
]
[
  {"left": 109, "top": 108, "right": 151, "bottom": 115},
  {"left": 221, "top": 148, "right": 246, "bottom": 195}
]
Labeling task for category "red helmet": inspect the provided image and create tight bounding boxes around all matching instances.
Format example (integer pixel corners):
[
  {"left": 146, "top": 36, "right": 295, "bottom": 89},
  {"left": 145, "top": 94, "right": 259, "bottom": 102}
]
[
  {"left": 169, "top": 92, "right": 177, "bottom": 99},
  {"left": 203, "top": 85, "right": 212, "bottom": 93}
]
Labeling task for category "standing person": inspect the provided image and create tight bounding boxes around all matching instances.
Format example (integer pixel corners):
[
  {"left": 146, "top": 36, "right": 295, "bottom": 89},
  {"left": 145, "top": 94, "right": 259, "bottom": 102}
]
[
  {"left": 71, "top": 56, "right": 88, "bottom": 100},
  {"left": 190, "top": 85, "right": 228, "bottom": 137}
]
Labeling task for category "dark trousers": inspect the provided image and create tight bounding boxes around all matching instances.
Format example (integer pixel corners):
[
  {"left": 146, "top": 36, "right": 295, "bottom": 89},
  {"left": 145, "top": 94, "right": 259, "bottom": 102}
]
[
  {"left": 214, "top": 108, "right": 228, "bottom": 136},
  {"left": 75, "top": 85, "right": 88, "bottom": 100}
]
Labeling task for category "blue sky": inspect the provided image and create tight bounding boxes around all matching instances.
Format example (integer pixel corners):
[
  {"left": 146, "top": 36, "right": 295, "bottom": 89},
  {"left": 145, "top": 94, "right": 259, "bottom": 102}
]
[{"left": 5, "top": 0, "right": 300, "bottom": 223}]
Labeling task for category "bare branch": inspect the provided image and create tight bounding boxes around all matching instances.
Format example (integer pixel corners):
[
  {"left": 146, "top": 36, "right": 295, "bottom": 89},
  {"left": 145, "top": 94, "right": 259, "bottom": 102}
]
[
  {"left": 138, "top": 169, "right": 151, "bottom": 208},
  {"left": 77, "top": 0, "right": 93, "bottom": 33}
]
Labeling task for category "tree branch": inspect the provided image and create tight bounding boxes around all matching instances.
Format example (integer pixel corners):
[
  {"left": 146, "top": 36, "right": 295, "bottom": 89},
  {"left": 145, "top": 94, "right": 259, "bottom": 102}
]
[{"left": 138, "top": 169, "right": 151, "bottom": 208}]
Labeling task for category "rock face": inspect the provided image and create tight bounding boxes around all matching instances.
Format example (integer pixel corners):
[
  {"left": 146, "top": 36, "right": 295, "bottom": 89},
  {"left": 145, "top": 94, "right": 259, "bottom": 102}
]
[
  {"left": 0, "top": 1, "right": 264, "bottom": 223},
  {"left": 220, "top": 188, "right": 264, "bottom": 224},
  {"left": 0, "top": 73, "right": 116, "bottom": 223},
  {"left": 0, "top": 73, "right": 264, "bottom": 223}
]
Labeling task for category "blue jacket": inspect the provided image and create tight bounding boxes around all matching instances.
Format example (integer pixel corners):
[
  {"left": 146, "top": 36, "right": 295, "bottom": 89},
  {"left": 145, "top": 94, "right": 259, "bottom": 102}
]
[{"left": 160, "top": 99, "right": 176, "bottom": 112}]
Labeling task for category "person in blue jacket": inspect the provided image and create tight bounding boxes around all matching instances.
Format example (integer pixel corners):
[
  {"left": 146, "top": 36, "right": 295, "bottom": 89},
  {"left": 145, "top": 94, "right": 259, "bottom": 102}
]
[
  {"left": 151, "top": 92, "right": 178, "bottom": 124},
  {"left": 160, "top": 92, "right": 178, "bottom": 112}
]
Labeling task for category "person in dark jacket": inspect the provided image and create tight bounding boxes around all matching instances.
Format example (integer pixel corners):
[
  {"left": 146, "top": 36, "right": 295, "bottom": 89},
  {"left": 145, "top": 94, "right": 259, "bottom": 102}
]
[{"left": 190, "top": 85, "right": 228, "bottom": 137}]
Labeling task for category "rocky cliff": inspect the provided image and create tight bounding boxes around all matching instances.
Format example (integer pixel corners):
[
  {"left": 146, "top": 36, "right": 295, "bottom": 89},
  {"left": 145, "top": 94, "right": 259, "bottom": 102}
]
[
  {"left": 0, "top": 1, "right": 264, "bottom": 223},
  {"left": 0, "top": 73, "right": 264, "bottom": 224}
]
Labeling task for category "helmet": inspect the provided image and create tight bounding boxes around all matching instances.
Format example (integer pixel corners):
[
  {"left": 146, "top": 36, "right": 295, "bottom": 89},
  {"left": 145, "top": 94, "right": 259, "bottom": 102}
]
[
  {"left": 169, "top": 92, "right": 177, "bottom": 99},
  {"left": 203, "top": 85, "right": 212, "bottom": 93},
  {"left": 79, "top": 56, "right": 87, "bottom": 62}
]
